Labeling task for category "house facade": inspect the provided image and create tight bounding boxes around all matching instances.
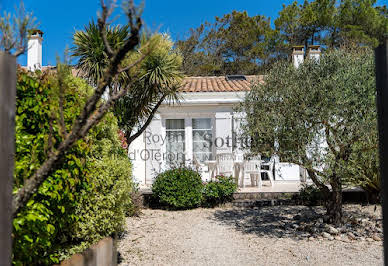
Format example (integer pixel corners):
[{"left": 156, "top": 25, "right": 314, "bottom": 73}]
[
  {"left": 129, "top": 75, "right": 301, "bottom": 185},
  {"left": 25, "top": 31, "right": 306, "bottom": 187}
]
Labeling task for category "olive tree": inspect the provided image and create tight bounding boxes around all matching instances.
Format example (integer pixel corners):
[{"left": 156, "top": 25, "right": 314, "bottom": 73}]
[{"left": 242, "top": 48, "right": 377, "bottom": 224}]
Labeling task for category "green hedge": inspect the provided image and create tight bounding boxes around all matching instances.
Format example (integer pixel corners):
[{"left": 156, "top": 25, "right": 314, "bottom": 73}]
[{"left": 13, "top": 67, "right": 133, "bottom": 265}]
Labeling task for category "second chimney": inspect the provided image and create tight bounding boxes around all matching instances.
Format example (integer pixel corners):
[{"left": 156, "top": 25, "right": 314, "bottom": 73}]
[
  {"left": 27, "top": 29, "right": 43, "bottom": 71},
  {"left": 307, "top": 45, "right": 321, "bottom": 61}
]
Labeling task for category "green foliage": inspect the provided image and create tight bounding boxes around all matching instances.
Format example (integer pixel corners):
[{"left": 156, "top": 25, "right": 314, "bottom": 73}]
[
  {"left": 13, "top": 68, "right": 91, "bottom": 265},
  {"left": 69, "top": 113, "right": 133, "bottom": 247},
  {"left": 13, "top": 68, "right": 133, "bottom": 265},
  {"left": 176, "top": 11, "right": 275, "bottom": 75},
  {"left": 242, "top": 47, "right": 377, "bottom": 223},
  {"left": 152, "top": 168, "right": 203, "bottom": 209},
  {"left": 72, "top": 21, "right": 130, "bottom": 85},
  {"left": 298, "top": 184, "right": 325, "bottom": 205},
  {"left": 177, "top": 0, "right": 387, "bottom": 76},
  {"left": 202, "top": 175, "right": 237, "bottom": 207},
  {"left": 72, "top": 23, "right": 183, "bottom": 144},
  {"left": 337, "top": 0, "right": 388, "bottom": 47},
  {"left": 343, "top": 133, "right": 380, "bottom": 197},
  {"left": 113, "top": 34, "right": 183, "bottom": 141}
]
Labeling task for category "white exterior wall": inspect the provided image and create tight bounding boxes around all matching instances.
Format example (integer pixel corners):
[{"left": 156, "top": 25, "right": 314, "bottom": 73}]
[
  {"left": 129, "top": 91, "right": 302, "bottom": 185},
  {"left": 215, "top": 112, "right": 233, "bottom": 154}
]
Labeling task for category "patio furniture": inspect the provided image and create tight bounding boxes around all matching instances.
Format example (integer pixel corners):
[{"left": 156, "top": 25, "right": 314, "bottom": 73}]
[
  {"left": 216, "top": 153, "right": 234, "bottom": 179},
  {"left": 204, "top": 160, "right": 217, "bottom": 181},
  {"left": 233, "top": 153, "right": 245, "bottom": 186},
  {"left": 243, "top": 155, "right": 262, "bottom": 188},
  {"left": 261, "top": 156, "right": 275, "bottom": 187},
  {"left": 193, "top": 156, "right": 205, "bottom": 172}
]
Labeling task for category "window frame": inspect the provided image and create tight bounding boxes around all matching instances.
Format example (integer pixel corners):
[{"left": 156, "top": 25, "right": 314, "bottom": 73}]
[{"left": 161, "top": 114, "right": 215, "bottom": 168}]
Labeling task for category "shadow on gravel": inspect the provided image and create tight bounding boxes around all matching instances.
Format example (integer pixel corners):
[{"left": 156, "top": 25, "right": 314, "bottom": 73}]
[{"left": 210, "top": 206, "right": 325, "bottom": 239}]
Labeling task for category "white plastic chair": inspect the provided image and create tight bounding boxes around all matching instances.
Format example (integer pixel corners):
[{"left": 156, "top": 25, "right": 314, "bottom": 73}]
[
  {"left": 233, "top": 153, "right": 245, "bottom": 187},
  {"left": 244, "top": 155, "right": 262, "bottom": 188},
  {"left": 216, "top": 153, "right": 234, "bottom": 178},
  {"left": 261, "top": 156, "right": 275, "bottom": 187},
  {"left": 192, "top": 156, "right": 204, "bottom": 173}
]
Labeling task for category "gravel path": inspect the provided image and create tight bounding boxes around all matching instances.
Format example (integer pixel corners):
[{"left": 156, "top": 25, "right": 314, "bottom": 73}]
[{"left": 117, "top": 205, "right": 383, "bottom": 266}]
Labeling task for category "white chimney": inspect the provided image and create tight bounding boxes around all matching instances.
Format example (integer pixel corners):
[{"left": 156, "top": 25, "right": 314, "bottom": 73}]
[
  {"left": 27, "top": 29, "right": 43, "bottom": 71},
  {"left": 307, "top": 45, "right": 321, "bottom": 61},
  {"left": 292, "top": 45, "right": 304, "bottom": 68}
]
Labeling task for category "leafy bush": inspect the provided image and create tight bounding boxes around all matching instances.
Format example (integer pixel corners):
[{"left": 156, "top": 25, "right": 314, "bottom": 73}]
[
  {"left": 13, "top": 67, "right": 92, "bottom": 265},
  {"left": 298, "top": 184, "right": 325, "bottom": 206},
  {"left": 13, "top": 67, "right": 133, "bottom": 265},
  {"left": 202, "top": 175, "right": 237, "bottom": 207},
  {"left": 152, "top": 168, "right": 203, "bottom": 209},
  {"left": 66, "top": 113, "right": 133, "bottom": 253}
]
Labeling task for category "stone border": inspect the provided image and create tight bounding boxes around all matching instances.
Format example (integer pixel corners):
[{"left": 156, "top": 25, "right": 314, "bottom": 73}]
[{"left": 56, "top": 237, "right": 117, "bottom": 266}]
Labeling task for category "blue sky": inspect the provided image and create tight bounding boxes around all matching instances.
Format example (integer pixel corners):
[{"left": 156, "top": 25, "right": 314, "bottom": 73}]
[
  {"left": 1, "top": 0, "right": 386, "bottom": 66},
  {"left": 1, "top": 0, "right": 296, "bottom": 66}
]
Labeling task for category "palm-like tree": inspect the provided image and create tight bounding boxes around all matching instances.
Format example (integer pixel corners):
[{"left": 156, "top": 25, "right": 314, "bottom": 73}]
[
  {"left": 72, "top": 23, "right": 183, "bottom": 145},
  {"left": 72, "top": 21, "right": 130, "bottom": 85}
]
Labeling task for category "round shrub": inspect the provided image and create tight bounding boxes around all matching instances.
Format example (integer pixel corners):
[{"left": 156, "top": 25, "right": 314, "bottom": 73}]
[
  {"left": 152, "top": 168, "right": 203, "bottom": 209},
  {"left": 202, "top": 175, "right": 237, "bottom": 207}
]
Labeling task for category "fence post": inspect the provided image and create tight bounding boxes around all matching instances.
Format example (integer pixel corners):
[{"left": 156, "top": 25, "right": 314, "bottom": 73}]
[
  {"left": 375, "top": 38, "right": 388, "bottom": 264},
  {"left": 0, "top": 52, "right": 16, "bottom": 265}
]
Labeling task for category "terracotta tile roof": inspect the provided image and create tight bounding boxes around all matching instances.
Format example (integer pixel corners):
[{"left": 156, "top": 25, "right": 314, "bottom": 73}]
[
  {"left": 178, "top": 75, "right": 263, "bottom": 93},
  {"left": 21, "top": 66, "right": 263, "bottom": 93}
]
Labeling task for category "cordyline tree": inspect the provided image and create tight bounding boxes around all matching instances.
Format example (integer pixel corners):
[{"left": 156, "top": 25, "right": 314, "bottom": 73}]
[
  {"left": 242, "top": 47, "right": 377, "bottom": 224},
  {"left": 72, "top": 23, "right": 183, "bottom": 144},
  {"left": 12, "top": 0, "right": 148, "bottom": 217}
]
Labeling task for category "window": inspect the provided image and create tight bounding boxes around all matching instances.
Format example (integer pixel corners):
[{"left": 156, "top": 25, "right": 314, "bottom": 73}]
[
  {"left": 166, "top": 119, "right": 185, "bottom": 166},
  {"left": 192, "top": 118, "right": 213, "bottom": 163}
]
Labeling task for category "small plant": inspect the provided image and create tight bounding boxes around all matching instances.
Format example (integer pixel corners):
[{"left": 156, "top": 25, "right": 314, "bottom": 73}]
[
  {"left": 127, "top": 184, "right": 143, "bottom": 217},
  {"left": 152, "top": 168, "right": 203, "bottom": 209},
  {"left": 202, "top": 175, "right": 237, "bottom": 207},
  {"left": 298, "top": 183, "right": 325, "bottom": 206}
]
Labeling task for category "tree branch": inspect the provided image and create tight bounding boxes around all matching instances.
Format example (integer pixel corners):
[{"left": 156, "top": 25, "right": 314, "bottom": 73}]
[
  {"left": 98, "top": 0, "right": 115, "bottom": 57},
  {"left": 306, "top": 168, "right": 330, "bottom": 195},
  {"left": 58, "top": 73, "right": 68, "bottom": 138},
  {"left": 12, "top": 3, "right": 143, "bottom": 217},
  {"left": 127, "top": 94, "right": 167, "bottom": 145}
]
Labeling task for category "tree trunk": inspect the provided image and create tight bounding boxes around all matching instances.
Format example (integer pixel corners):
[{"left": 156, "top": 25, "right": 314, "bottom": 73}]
[{"left": 326, "top": 175, "right": 342, "bottom": 225}]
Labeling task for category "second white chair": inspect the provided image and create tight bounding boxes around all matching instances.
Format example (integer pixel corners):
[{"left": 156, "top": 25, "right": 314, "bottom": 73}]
[
  {"left": 261, "top": 156, "right": 275, "bottom": 187},
  {"left": 216, "top": 153, "right": 234, "bottom": 179},
  {"left": 243, "top": 155, "right": 262, "bottom": 188}
]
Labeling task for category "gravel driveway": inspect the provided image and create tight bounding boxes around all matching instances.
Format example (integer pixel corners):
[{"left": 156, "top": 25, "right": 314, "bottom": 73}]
[{"left": 117, "top": 205, "right": 383, "bottom": 266}]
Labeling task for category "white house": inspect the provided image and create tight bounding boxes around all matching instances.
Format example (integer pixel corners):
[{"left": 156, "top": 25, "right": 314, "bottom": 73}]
[
  {"left": 129, "top": 74, "right": 303, "bottom": 186},
  {"left": 130, "top": 46, "right": 322, "bottom": 186},
  {"left": 26, "top": 31, "right": 310, "bottom": 188}
]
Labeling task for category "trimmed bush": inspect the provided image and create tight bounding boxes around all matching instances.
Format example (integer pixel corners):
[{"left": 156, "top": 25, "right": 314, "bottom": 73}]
[
  {"left": 152, "top": 168, "right": 203, "bottom": 209},
  {"left": 202, "top": 175, "right": 237, "bottom": 207}
]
